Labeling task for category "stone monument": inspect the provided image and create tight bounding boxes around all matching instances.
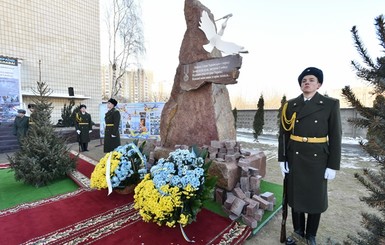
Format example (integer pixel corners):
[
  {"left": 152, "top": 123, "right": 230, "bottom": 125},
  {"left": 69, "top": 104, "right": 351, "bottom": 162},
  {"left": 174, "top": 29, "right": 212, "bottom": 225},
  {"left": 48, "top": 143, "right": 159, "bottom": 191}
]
[
  {"left": 160, "top": 0, "right": 244, "bottom": 148},
  {"left": 151, "top": 1, "right": 269, "bottom": 203}
]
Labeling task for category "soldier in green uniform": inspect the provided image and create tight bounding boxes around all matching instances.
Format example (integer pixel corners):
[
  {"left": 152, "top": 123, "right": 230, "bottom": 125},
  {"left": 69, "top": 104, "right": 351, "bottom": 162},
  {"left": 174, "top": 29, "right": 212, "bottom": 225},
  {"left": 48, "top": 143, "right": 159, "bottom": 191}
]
[
  {"left": 75, "top": 104, "right": 92, "bottom": 152},
  {"left": 103, "top": 98, "right": 121, "bottom": 153},
  {"left": 13, "top": 109, "right": 29, "bottom": 145},
  {"left": 278, "top": 67, "right": 342, "bottom": 245}
]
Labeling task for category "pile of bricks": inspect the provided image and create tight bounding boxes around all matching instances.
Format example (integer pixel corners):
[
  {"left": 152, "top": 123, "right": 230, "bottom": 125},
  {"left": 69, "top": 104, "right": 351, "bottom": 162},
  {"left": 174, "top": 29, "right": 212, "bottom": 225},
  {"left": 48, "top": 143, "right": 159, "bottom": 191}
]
[
  {"left": 207, "top": 140, "right": 244, "bottom": 161},
  {"left": 216, "top": 166, "right": 276, "bottom": 228},
  {"left": 206, "top": 140, "right": 267, "bottom": 192},
  {"left": 151, "top": 140, "right": 276, "bottom": 229}
]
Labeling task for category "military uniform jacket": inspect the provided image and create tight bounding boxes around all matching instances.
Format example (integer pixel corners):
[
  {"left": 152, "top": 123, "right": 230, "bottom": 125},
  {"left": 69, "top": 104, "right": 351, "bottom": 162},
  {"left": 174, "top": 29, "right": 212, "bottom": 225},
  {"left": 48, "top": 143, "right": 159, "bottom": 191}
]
[
  {"left": 75, "top": 112, "right": 92, "bottom": 143},
  {"left": 13, "top": 116, "right": 29, "bottom": 142},
  {"left": 278, "top": 92, "right": 342, "bottom": 213},
  {"left": 104, "top": 108, "right": 121, "bottom": 153}
]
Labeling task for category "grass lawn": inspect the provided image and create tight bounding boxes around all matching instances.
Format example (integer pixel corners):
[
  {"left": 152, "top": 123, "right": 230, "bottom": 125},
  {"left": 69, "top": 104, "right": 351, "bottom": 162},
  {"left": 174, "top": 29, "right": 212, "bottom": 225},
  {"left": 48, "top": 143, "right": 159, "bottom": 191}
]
[{"left": 0, "top": 169, "right": 79, "bottom": 210}]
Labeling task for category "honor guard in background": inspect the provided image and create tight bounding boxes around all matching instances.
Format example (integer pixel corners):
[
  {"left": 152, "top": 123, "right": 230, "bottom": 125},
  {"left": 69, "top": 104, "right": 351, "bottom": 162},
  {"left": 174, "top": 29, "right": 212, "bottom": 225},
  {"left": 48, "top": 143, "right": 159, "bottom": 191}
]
[
  {"left": 75, "top": 104, "right": 92, "bottom": 152},
  {"left": 13, "top": 109, "right": 29, "bottom": 145},
  {"left": 28, "top": 104, "right": 36, "bottom": 126},
  {"left": 278, "top": 67, "right": 342, "bottom": 245},
  {"left": 104, "top": 98, "right": 121, "bottom": 153}
]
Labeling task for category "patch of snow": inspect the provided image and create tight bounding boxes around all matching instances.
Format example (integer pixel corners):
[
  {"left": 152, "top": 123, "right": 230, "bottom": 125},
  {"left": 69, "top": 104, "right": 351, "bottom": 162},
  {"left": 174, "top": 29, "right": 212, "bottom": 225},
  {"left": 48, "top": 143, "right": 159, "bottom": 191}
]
[
  {"left": 236, "top": 128, "right": 364, "bottom": 145},
  {"left": 236, "top": 128, "right": 377, "bottom": 170}
]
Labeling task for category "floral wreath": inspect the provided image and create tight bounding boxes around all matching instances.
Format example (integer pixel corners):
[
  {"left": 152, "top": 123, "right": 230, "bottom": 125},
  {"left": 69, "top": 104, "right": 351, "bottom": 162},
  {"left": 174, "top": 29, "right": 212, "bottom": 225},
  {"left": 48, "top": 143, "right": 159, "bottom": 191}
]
[
  {"left": 90, "top": 141, "right": 147, "bottom": 194},
  {"left": 134, "top": 147, "right": 216, "bottom": 240}
]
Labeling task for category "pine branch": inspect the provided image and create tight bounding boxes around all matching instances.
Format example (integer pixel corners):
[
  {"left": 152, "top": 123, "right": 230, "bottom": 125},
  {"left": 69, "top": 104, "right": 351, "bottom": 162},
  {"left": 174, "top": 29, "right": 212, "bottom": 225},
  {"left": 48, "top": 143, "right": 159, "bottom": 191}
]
[
  {"left": 351, "top": 60, "right": 375, "bottom": 83},
  {"left": 347, "top": 117, "right": 371, "bottom": 129},
  {"left": 351, "top": 26, "right": 375, "bottom": 68},
  {"left": 362, "top": 140, "right": 385, "bottom": 166},
  {"left": 357, "top": 169, "right": 385, "bottom": 210},
  {"left": 375, "top": 15, "right": 385, "bottom": 50},
  {"left": 360, "top": 212, "right": 385, "bottom": 242},
  {"left": 341, "top": 86, "right": 375, "bottom": 118},
  {"left": 351, "top": 18, "right": 385, "bottom": 92}
]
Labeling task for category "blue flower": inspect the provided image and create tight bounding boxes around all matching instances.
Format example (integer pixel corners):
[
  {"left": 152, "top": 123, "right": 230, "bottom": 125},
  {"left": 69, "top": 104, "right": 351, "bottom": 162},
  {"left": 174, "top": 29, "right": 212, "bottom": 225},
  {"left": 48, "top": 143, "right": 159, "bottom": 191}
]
[
  {"left": 189, "top": 176, "right": 201, "bottom": 188},
  {"left": 149, "top": 148, "right": 208, "bottom": 192},
  {"left": 110, "top": 142, "right": 147, "bottom": 188},
  {"left": 194, "top": 167, "right": 204, "bottom": 177}
]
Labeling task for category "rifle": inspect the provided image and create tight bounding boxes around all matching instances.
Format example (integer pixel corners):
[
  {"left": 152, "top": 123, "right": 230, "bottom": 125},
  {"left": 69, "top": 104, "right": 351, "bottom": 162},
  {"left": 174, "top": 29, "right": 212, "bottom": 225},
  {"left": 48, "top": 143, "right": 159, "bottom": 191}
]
[
  {"left": 280, "top": 133, "right": 288, "bottom": 243},
  {"left": 280, "top": 173, "right": 288, "bottom": 243}
]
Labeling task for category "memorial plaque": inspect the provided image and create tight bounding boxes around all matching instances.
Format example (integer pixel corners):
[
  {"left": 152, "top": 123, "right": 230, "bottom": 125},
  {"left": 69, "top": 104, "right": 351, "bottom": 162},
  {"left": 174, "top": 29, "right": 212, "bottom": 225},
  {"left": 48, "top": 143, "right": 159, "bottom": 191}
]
[{"left": 180, "top": 54, "right": 242, "bottom": 91}]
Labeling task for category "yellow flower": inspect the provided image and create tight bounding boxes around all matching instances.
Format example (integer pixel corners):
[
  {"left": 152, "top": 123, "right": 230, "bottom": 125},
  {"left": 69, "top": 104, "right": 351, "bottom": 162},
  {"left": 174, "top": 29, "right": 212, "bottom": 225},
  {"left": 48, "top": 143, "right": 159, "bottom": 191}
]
[
  {"left": 166, "top": 220, "right": 176, "bottom": 228},
  {"left": 90, "top": 151, "right": 122, "bottom": 189},
  {"left": 179, "top": 213, "right": 189, "bottom": 226}
]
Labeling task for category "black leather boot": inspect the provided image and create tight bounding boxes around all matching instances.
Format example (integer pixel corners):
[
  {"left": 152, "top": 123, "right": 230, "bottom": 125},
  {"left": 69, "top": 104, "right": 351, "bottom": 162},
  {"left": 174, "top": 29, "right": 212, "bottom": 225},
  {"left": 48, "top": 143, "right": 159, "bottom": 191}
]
[
  {"left": 306, "top": 235, "right": 316, "bottom": 245},
  {"left": 294, "top": 229, "right": 304, "bottom": 237},
  {"left": 305, "top": 213, "right": 320, "bottom": 245},
  {"left": 285, "top": 236, "right": 296, "bottom": 245},
  {"left": 286, "top": 231, "right": 306, "bottom": 245}
]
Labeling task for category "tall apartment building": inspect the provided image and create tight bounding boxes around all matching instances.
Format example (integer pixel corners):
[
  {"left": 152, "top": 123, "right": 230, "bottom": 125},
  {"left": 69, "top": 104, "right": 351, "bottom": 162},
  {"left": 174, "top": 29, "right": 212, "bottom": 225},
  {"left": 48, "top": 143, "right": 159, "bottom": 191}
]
[
  {"left": 0, "top": 0, "right": 101, "bottom": 124},
  {"left": 126, "top": 68, "right": 153, "bottom": 103},
  {"left": 101, "top": 65, "right": 155, "bottom": 103}
]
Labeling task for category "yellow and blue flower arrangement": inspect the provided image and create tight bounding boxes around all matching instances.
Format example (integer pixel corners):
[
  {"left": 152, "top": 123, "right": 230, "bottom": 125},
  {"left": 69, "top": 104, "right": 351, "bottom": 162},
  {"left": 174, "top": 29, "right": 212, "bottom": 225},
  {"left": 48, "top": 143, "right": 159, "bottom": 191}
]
[
  {"left": 90, "top": 140, "right": 147, "bottom": 192},
  {"left": 134, "top": 147, "right": 216, "bottom": 229}
]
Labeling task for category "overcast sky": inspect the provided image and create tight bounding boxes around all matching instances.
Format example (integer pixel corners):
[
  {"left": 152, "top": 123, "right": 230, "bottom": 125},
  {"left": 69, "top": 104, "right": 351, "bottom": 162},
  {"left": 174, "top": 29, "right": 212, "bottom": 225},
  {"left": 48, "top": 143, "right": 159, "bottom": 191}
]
[{"left": 102, "top": 0, "right": 384, "bottom": 102}]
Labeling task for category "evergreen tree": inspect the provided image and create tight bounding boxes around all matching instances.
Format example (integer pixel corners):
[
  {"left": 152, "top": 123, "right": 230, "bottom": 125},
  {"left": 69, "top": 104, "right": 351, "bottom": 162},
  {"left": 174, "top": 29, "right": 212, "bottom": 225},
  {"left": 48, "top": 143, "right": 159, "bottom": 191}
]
[
  {"left": 253, "top": 94, "right": 264, "bottom": 141},
  {"left": 342, "top": 15, "right": 385, "bottom": 245},
  {"left": 277, "top": 95, "right": 287, "bottom": 130},
  {"left": 232, "top": 107, "right": 238, "bottom": 129},
  {"left": 8, "top": 78, "right": 76, "bottom": 187},
  {"left": 71, "top": 104, "right": 81, "bottom": 124},
  {"left": 61, "top": 99, "right": 75, "bottom": 127}
]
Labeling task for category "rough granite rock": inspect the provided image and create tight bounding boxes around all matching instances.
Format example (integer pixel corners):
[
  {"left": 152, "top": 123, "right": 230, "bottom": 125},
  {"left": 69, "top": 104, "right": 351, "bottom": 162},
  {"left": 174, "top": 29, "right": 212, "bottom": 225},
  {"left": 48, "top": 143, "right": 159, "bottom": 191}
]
[{"left": 209, "top": 160, "right": 241, "bottom": 191}]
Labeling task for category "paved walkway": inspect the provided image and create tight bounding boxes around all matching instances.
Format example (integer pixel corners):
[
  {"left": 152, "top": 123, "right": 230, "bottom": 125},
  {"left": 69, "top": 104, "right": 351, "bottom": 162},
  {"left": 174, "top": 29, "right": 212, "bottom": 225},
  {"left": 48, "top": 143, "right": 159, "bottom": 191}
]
[{"left": 0, "top": 139, "right": 107, "bottom": 165}]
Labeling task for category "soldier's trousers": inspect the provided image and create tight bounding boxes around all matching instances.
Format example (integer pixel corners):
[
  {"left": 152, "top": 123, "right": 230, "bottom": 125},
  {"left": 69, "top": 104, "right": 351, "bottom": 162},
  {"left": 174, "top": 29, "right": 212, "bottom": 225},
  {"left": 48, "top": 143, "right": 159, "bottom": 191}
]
[
  {"left": 79, "top": 143, "right": 88, "bottom": 151},
  {"left": 292, "top": 211, "right": 320, "bottom": 238}
]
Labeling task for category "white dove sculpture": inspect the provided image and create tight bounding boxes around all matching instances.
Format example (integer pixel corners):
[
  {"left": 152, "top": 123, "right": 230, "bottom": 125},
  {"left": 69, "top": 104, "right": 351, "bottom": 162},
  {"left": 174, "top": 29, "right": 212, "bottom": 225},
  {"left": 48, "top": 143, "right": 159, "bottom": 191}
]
[{"left": 199, "top": 10, "right": 247, "bottom": 55}]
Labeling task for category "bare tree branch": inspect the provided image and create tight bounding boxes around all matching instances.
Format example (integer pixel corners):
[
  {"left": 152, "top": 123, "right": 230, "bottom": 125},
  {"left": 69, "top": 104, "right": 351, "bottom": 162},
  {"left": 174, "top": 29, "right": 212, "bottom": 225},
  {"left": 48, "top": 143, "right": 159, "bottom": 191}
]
[{"left": 105, "top": 0, "right": 145, "bottom": 97}]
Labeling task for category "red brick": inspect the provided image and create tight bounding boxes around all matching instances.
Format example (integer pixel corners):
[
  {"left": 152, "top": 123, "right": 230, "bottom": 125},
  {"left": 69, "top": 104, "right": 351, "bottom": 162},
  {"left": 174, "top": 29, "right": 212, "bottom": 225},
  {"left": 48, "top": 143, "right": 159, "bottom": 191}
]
[
  {"left": 252, "top": 195, "right": 270, "bottom": 210},
  {"left": 242, "top": 215, "right": 258, "bottom": 228},
  {"left": 233, "top": 187, "right": 246, "bottom": 200},
  {"left": 230, "top": 197, "right": 246, "bottom": 216}
]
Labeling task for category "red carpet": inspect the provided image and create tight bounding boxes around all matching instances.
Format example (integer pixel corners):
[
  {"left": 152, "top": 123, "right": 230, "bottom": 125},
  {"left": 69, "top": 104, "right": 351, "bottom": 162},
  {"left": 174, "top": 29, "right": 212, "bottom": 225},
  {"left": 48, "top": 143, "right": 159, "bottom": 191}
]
[
  {"left": 0, "top": 189, "right": 131, "bottom": 244},
  {"left": 73, "top": 154, "right": 96, "bottom": 178},
  {"left": 67, "top": 152, "right": 98, "bottom": 187},
  {"left": 0, "top": 154, "right": 251, "bottom": 245}
]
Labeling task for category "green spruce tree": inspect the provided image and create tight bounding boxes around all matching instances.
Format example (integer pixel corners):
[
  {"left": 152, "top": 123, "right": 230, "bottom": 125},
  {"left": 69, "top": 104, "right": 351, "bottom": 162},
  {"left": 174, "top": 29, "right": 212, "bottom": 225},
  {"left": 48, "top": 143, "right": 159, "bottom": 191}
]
[
  {"left": 342, "top": 15, "right": 385, "bottom": 245},
  {"left": 61, "top": 99, "right": 75, "bottom": 127},
  {"left": 232, "top": 107, "right": 238, "bottom": 129},
  {"left": 277, "top": 95, "right": 287, "bottom": 130},
  {"left": 253, "top": 94, "right": 264, "bottom": 141},
  {"left": 8, "top": 65, "right": 76, "bottom": 187}
]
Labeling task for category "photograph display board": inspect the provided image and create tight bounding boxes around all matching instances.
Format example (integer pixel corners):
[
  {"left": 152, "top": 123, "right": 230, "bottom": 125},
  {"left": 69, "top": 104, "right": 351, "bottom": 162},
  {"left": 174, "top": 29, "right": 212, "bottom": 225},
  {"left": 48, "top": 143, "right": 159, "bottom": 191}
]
[
  {"left": 99, "top": 102, "right": 164, "bottom": 139},
  {"left": 0, "top": 56, "right": 21, "bottom": 123}
]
